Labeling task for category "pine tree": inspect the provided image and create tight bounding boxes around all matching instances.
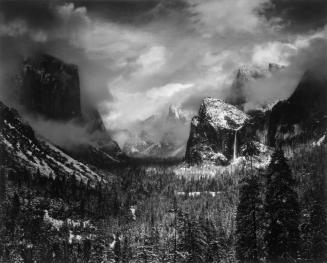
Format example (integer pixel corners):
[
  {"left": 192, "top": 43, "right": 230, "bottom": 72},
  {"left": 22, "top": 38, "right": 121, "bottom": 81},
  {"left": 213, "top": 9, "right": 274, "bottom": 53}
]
[
  {"left": 121, "top": 234, "right": 132, "bottom": 263},
  {"left": 79, "top": 197, "right": 86, "bottom": 218},
  {"left": 0, "top": 167, "right": 7, "bottom": 203},
  {"left": 264, "top": 149, "right": 300, "bottom": 263},
  {"left": 236, "top": 173, "right": 263, "bottom": 263},
  {"left": 113, "top": 233, "right": 121, "bottom": 262},
  {"left": 9, "top": 193, "right": 20, "bottom": 231},
  {"left": 301, "top": 171, "right": 327, "bottom": 262},
  {"left": 242, "top": 141, "right": 260, "bottom": 172},
  {"left": 309, "top": 184, "right": 327, "bottom": 262},
  {"left": 180, "top": 215, "right": 207, "bottom": 263}
]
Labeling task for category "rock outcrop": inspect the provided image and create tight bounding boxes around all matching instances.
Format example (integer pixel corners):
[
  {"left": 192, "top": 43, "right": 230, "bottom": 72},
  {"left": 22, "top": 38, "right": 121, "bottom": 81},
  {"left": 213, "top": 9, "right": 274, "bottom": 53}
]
[
  {"left": 185, "top": 98, "right": 249, "bottom": 165},
  {"left": 20, "top": 54, "right": 82, "bottom": 121},
  {"left": 268, "top": 70, "right": 327, "bottom": 146}
]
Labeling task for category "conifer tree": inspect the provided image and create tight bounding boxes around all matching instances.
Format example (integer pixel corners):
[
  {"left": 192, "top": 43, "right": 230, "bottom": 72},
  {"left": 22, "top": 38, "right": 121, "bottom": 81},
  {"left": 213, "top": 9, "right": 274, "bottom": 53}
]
[
  {"left": 264, "top": 149, "right": 300, "bottom": 263},
  {"left": 0, "top": 168, "right": 7, "bottom": 202},
  {"left": 181, "top": 216, "right": 207, "bottom": 263},
  {"left": 301, "top": 171, "right": 327, "bottom": 262},
  {"left": 11, "top": 193, "right": 20, "bottom": 223},
  {"left": 236, "top": 173, "right": 263, "bottom": 263},
  {"left": 121, "top": 234, "right": 132, "bottom": 263},
  {"left": 309, "top": 185, "right": 327, "bottom": 262}
]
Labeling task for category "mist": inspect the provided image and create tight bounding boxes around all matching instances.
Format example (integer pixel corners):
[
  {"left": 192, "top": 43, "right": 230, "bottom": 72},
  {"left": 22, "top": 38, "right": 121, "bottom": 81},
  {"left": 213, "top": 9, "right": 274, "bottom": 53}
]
[
  {"left": 243, "top": 33, "right": 327, "bottom": 110},
  {"left": 26, "top": 116, "right": 92, "bottom": 149}
]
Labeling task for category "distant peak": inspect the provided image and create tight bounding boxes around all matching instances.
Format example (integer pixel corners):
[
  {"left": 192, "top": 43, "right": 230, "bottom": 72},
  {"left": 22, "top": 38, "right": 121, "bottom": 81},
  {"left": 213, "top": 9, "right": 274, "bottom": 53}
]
[
  {"left": 167, "top": 104, "right": 191, "bottom": 123},
  {"left": 168, "top": 104, "right": 181, "bottom": 119}
]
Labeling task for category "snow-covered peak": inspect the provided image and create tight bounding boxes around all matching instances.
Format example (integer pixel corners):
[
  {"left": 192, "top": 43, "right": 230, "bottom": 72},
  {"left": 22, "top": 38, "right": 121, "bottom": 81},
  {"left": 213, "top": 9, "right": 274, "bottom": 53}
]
[
  {"left": 168, "top": 105, "right": 181, "bottom": 120},
  {"left": 167, "top": 104, "right": 191, "bottom": 123},
  {"left": 200, "top": 98, "right": 249, "bottom": 130}
]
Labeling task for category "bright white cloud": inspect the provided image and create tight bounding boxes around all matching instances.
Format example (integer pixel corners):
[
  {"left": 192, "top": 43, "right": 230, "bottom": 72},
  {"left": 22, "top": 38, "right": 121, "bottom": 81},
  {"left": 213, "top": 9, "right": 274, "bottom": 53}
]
[
  {"left": 104, "top": 82, "right": 194, "bottom": 129},
  {"left": 135, "top": 46, "right": 167, "bottom": 76},
  {"left": 252, "top": 42, "right": 297, "bottom": 66},
  {"left": 252, "top": 28, "right": 327, "bottom": 67}
]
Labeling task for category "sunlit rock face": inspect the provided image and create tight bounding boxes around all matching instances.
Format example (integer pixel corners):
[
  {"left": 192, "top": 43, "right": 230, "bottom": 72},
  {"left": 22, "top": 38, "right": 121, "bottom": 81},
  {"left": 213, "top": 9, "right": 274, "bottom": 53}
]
[
  {"left": 267, "top": 70, "right": 327, "bottom": 147},
  {"left": 20, "top": 54, "right": 82, "bottom": 121},
  {"left": 185, "top": 98, "right": 250, "bottom": 165}
]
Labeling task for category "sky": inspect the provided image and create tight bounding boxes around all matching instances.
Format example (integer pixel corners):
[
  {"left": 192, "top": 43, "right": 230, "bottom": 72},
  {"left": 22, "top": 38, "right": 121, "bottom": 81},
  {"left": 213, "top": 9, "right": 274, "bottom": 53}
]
[{"left": 0, "top": 0, "right": 327, "bottom": 144}]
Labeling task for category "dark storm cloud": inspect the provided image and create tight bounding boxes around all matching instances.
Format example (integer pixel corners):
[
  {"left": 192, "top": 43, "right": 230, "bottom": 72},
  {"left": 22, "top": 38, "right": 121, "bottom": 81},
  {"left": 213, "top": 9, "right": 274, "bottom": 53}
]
[
  {"left": 0, "top": 1, "right": 59, "bottom": 29},
  {"left": 0, "top": 0, "right": 190, "bottom": 26},
  {"left": 74, "top": 0, "right": 159, "bottom": 23},
  {"left": 264, "top": 0, "right": 327, "bottom": 32}
]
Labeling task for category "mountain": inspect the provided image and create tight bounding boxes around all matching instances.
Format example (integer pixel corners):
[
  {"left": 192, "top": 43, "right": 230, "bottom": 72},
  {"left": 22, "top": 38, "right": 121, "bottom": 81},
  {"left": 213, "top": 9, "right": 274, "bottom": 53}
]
[
  {"left": 123, "top": 105, "right": 191, "bottom": 158},
  {"left": 185, "top": 98, "right": 250, "bottom": 165},
  {"left": 267, "top": 70, "right": 327, "bottom": 147},
  {"left": 225, "top": 63, "right": 284, "bottom": 109},
  {"left": 20, "top": 54, "right": 82, "bottom": 121},
  {"left": 14, "top": 53, "right": 126, "bottom": 167},
  {"left": 0, "top": 100, "right": 110, "bottom": 185},
  {"left": 167, "top": 105, "right": 190, "bottom": 124}
]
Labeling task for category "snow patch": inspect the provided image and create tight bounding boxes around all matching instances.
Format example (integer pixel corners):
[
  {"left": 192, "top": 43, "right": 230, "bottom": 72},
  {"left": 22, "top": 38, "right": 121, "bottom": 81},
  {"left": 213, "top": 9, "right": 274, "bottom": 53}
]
[{"left": 202, "top": 98, "right": 249, "bottom": 130}]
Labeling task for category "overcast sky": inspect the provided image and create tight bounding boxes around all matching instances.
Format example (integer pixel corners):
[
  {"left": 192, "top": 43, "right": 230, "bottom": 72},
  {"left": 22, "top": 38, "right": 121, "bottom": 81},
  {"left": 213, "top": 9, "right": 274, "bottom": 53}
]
[{"left": 1, "top": 0, "right": 327, "bottom": 131}]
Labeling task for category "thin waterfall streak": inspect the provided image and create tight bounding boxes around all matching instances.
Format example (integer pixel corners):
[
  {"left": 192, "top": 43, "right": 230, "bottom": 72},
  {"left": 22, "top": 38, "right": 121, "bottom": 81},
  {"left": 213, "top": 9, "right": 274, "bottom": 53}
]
[{"left": 233, "top": 130, "right": 237, "bottom": 161}]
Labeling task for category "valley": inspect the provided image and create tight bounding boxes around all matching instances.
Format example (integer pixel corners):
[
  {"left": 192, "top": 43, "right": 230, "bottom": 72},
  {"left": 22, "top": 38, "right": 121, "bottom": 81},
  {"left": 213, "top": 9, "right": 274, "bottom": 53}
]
[{"left": 0, "top": 52, "right": 326, "bottom": 262}]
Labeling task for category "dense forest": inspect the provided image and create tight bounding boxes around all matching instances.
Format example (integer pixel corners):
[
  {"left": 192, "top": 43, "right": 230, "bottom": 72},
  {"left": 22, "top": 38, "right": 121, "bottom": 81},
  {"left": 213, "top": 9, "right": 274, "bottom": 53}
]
[{"left": 0, "top": 141, "right": 326, "bottom": 263}]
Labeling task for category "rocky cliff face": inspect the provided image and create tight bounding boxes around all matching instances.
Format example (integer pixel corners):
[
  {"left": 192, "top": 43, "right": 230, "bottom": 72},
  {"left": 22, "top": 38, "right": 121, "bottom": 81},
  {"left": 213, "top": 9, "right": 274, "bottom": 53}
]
[
  {"left": 185, "top": 98, "right": 249, "bottom": 165},
  {"left": 20, "top": 54, "right": 82, "bottom": 121},
  {"left": 268, "top": 70, "right": 327, "bottom": 146}
]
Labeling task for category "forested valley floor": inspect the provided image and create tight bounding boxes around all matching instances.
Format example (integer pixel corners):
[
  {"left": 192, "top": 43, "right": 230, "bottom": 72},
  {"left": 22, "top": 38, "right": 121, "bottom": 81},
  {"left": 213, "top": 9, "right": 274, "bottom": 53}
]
[{"left": 0, "top": 142, "right": 326, "bottom": 263}]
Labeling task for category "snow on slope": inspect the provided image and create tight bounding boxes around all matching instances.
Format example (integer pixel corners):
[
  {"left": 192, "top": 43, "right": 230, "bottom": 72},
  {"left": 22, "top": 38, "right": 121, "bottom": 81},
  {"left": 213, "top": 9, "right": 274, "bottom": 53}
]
[{"left": 0, "top": 101, "right": 109, "bottom": 185}]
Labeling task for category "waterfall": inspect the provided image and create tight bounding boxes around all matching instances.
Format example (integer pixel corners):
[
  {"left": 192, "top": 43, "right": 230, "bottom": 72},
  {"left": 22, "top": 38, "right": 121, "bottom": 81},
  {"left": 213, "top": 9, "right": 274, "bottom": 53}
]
[{"left": 233, "top": 130, "right": 237, "bottom": 161}]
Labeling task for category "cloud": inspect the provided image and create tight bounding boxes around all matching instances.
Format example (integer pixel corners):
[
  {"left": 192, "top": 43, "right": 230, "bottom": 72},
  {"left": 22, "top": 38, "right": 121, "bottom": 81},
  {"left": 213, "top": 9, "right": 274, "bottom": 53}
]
[
  {"left": 1, "top": 0, "right": 327, "bottom": 151},
  {"left": 252, "top": 42, "right": 297, "bottom": 66},
  {"left": 103, "top": 82, "right": 194, "bottom": 130},
  {"left": 244, "top": 29, "right": 327, "bottom": 109},
  {"left": 135, "top": 46, "right": 167, "bottom": 75}
]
